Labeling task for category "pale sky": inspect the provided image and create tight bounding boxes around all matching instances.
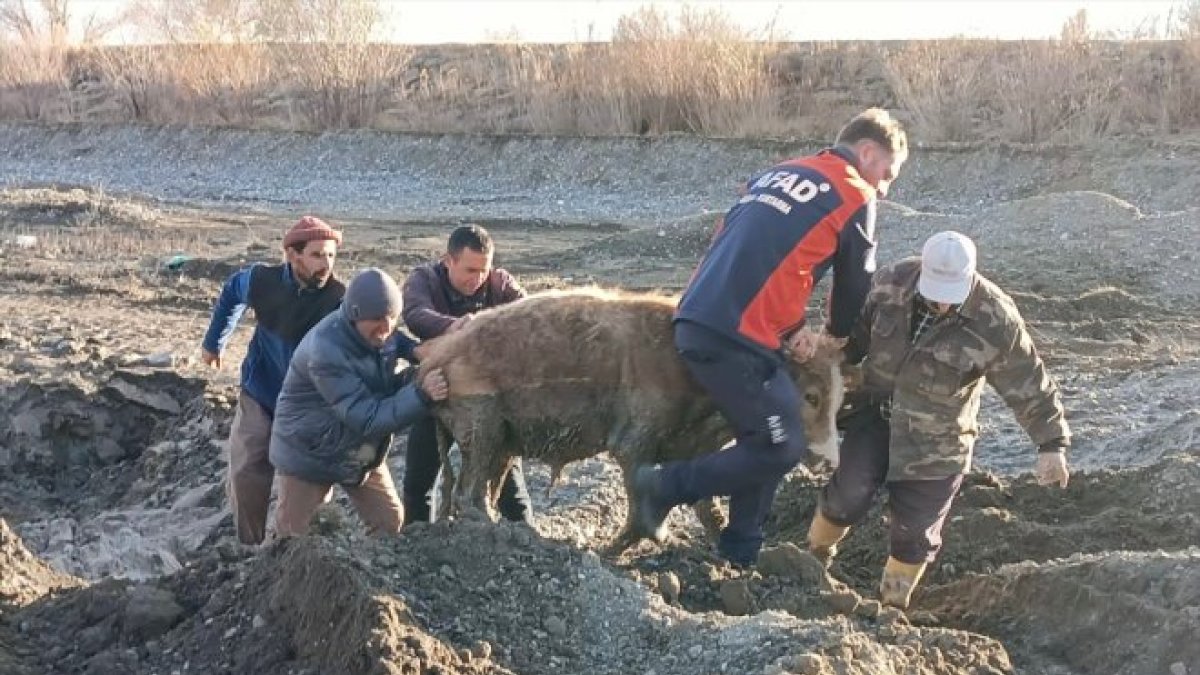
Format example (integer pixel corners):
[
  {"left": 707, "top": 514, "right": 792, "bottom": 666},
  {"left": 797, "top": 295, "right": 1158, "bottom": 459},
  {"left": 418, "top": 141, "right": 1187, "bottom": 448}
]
[{"left": 73, "top": 0, "right": 1188, "bottom": 43}]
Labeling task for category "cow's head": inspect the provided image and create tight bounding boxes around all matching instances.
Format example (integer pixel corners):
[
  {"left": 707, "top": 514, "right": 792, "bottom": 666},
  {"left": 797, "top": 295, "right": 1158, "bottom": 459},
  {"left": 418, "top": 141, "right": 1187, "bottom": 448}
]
[{"left": 787, "top": 349, "right": 845, "bottom": 468}]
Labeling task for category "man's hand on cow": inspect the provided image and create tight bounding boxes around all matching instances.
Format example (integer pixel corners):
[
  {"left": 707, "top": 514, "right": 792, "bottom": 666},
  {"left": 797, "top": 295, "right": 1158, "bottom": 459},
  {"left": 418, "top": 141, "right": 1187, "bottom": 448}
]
[
  {"left": 786, "top": 330, "right": 846, "bottom": 362},
  {"left": 421, "top": 368, "right": 449, "bottom": 402},
  {"left": 449, "top": 314, "right": 474, "bottom": 333},
  {"left": 785, "top": 330, "right": 820, "bottom": 362},
  {"left": 1035, "top": 451, "right": 1070, "bottom": 489},
  {"left": 201, "top": 349, "right": 221, "bottom": 369}
]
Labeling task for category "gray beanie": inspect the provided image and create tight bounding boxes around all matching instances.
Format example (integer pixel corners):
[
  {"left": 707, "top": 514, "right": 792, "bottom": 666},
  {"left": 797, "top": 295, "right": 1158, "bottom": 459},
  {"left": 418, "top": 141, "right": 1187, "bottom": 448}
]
[{"left": 342, "top": 268, "right": 402, "bottom": 321}]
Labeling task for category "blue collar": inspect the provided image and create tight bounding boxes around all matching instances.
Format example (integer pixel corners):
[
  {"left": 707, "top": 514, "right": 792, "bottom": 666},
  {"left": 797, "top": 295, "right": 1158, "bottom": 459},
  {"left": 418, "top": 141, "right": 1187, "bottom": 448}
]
[{"left": 824, "top": 145, "right": 863, "bottom": 173}]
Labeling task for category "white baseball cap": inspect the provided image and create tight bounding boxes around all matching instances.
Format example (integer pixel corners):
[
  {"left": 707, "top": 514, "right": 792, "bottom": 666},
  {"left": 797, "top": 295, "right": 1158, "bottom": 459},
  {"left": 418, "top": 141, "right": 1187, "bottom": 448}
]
[{"left": 918, "top": 231, "right": 977, "bottom": 304}]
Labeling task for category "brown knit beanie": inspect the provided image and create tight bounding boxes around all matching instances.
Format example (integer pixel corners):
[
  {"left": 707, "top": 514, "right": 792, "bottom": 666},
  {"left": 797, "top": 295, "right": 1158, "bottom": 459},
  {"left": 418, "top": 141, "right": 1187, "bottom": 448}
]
[{"left": 283, "top": 216, "right": 343, "bottom": 249}]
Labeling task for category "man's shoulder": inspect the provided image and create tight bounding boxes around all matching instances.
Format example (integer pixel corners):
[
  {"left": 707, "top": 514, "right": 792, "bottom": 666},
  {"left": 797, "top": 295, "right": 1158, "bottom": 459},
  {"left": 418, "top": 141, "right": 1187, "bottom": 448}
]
[
  {"left": 488, "top": 267, "right": 524, "bottom": 302},
  {"left": 876, "top": 257, "right": 921, "bottom": 284},
  {"left": 301, "top": 312, "right": 350, "bottom": 356},
  {"left": 864, "top": 258, "right": 918, "bottom": 309},
  {"left": 785, "top": 151, "right": 875, "bottom": 204},
  {"left": 489, "top": 267, "right": 518, "bottom": 284},
  {"left": 247, "top": 261, "right": 284, "bottom": 277},
  {"left": 324, "top": 275, "right": 347, "bottom": 294},
  {"left": 404, "top": 261, "right": 442, "bottom": 287},
  {"left": 971, "top": 274, "right": 1025, "bottom": 332}
]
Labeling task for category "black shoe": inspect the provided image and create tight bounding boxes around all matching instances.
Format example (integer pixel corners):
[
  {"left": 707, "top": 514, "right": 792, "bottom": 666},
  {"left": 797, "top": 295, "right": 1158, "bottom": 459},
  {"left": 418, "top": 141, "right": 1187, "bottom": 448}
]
[
  {"left": 633, "top": 466, "right": 673, "bottom": 541},
  {"left": 717, "top": 537, "right": 759, "bottom": 570}
]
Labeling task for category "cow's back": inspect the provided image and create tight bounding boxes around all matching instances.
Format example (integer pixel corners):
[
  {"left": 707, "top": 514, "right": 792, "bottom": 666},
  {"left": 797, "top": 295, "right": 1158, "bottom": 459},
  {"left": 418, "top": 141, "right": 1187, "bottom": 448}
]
[
  {"left": 421, "top": 289, "right": 717, "bottom": 463},
  {"left": 422, "top": 289, "right": 694, "bottom": 396}
]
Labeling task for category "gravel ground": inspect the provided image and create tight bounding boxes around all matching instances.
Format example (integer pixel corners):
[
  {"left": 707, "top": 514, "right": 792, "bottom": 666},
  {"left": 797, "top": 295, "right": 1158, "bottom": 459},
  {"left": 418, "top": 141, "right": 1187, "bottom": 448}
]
[
  {"left": 4, "top": 124, "right": 1200, "bottom": 227},
  {"left": 1, "top": 125, "right": 1199, "bottom": 675}
]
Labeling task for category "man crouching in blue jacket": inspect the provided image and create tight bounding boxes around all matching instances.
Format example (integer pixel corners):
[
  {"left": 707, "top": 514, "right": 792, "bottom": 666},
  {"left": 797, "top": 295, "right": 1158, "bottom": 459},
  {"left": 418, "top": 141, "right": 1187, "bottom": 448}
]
[{"left": 269, "top": 268, "right": 449, "bottom": 537}]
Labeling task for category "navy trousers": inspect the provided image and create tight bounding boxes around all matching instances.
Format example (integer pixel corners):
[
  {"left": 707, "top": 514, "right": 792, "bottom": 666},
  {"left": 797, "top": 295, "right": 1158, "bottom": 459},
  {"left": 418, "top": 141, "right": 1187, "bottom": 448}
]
[{"left": 658, "top": 321, "right": 809, "bottom": 566}]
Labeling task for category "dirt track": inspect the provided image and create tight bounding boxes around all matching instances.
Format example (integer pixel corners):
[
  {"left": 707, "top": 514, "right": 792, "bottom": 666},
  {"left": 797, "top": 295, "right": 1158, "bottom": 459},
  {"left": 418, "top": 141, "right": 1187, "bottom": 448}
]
[{"left": 0, "top": 127, "right": 1198, "bottom": 675}]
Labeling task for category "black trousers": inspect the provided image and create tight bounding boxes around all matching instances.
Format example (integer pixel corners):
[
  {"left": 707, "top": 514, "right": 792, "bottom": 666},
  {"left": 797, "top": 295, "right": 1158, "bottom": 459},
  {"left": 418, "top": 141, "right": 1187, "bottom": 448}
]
[
  {"left": 819, "top": 406, "right": 962, "bottom": 564},
  {"left": 402, "top": 416, "right": 532, "bottom": 524}
]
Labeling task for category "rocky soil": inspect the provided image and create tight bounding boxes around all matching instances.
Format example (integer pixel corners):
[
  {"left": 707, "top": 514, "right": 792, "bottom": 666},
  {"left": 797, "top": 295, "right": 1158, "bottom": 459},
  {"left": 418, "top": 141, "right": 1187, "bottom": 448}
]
[{"left": 1, "top": 127, "right": 1198, "bottom": 675}]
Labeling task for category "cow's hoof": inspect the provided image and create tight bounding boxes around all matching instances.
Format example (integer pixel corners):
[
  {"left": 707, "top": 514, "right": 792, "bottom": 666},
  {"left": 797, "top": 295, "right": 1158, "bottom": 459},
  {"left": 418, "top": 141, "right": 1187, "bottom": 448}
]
[{"left": 458, "top": 506, "right": 490, "bottom": 522}]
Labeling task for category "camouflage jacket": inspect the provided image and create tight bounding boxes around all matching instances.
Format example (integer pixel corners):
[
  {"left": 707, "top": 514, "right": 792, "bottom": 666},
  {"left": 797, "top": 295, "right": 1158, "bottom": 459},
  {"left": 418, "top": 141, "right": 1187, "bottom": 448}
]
[{"left": 846, "top": 258, "right": 1070, "bottom": 480}]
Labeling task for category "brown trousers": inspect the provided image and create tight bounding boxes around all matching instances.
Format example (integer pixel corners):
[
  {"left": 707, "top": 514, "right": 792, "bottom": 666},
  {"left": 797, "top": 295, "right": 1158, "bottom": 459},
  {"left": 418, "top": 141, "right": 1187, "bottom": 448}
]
[
  {"left": 226, "top": 392, "right": 274, "bottom": 544},
  {"left": 274, "top": 464, "right": 404, "bottom": 538},
  {"left": 819, "top": 406, "right": 963, "bottom": 565}
]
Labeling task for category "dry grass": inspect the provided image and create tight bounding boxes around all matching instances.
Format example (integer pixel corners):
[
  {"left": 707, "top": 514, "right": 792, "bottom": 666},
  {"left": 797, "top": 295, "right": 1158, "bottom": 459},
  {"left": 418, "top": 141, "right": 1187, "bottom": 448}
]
[{"left": 1, "top": 4, "right": 1199, "bottom": 142}]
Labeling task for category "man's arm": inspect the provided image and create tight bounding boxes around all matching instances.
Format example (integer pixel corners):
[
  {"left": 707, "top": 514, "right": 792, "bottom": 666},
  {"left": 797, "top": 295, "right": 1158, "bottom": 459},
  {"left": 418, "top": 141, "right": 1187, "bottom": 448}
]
[
  {"left": 402, "top": 267, "right": 455, "bottom": 339},
  {"left": 827, "top": 201, "right": 878, "bottom": 339},
  {"left": 987, "top": 320, "right": 1071, "bottom": 450},
  {"left": 308, "top": 352, "right": 431, "bottom": 439},
  {"left": 385, "top": 331, "right": 421, "bottom": 364},
  {"left": 841, "top": 286, "right": 877, "bottom": 366},
  {"left": 201, "top": 267, "right": 254, "bottom": 358}
]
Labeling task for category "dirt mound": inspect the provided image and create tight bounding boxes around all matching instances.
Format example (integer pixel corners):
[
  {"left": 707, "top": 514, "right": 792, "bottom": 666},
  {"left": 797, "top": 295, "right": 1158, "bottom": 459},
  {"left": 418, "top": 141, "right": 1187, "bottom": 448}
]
[
  {"left": 766, "top": 453, "right": 1200, "bottom": 595},
  {"left": 513, "top": 190, "right": 1200, "bottom": 311},
  {"left": 0, "top": 186, "right": 161, "bottom": 230},
  {"left": 0, "top": 519, "right": 81, "bottom": 607},
  {"left": 11, "top": 538, "right": 514, "bottom": 675},
  {"left": 923, "top": 549, "right": 1200, "bottom": 675},
  {"left": 313, "top": 518, "right": 1010, "bottom": 675},
  {"left": 0, "top": 520, "right": 80, "bottom": 675}
]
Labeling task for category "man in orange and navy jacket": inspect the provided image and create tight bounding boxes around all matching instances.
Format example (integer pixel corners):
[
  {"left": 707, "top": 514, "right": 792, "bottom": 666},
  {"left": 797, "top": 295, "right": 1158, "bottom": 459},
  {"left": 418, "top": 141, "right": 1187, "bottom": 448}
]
[{"left": 634, "top": 108, "right": 910, "bottom": 567}]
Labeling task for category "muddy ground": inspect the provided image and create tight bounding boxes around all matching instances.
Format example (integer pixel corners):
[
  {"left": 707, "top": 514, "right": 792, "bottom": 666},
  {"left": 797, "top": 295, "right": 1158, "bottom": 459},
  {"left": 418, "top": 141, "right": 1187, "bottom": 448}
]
[{"left": 0, "top": 128, "right": 1198, "bottom": 675}]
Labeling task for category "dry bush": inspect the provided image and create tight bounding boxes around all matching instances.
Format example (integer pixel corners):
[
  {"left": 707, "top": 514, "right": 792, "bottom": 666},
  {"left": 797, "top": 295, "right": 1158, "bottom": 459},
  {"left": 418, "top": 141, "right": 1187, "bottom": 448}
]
[
  {"left": 1155, "top": 0, "right": 1200, "bottom": 132},
  {"left": 883, "top": 40, "right": 988, "bottom": 142},
  {"left": 2, "top": 1, "right": 1200, "bottom": 143},
  {"left": 387, "top": 7, "right": 789, "bottom": 138},
  {"left": 0, "top": 41, "right": 70, "bottom": 120},
  {"left": 535, "top": 6, "right": 788, "bottom": 136},
  {"left": 268, "top": 43, "right": 411, "bottom": 129},
  {"left": 991, "top": 40, "right": 1123, "bottom": 143}
]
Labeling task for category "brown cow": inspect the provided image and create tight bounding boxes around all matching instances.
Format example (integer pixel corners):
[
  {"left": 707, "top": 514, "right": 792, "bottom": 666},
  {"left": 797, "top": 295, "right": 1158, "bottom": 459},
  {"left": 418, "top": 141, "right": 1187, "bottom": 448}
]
[{"left": 417, "top": 288, "right": 843, "bottom": 553}]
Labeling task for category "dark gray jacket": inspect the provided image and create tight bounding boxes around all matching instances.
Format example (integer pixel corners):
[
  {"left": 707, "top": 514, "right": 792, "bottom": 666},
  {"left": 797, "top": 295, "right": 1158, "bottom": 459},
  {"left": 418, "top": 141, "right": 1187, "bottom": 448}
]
[{"left": 269, "top": 308, "right": 429, "bottom": 486}]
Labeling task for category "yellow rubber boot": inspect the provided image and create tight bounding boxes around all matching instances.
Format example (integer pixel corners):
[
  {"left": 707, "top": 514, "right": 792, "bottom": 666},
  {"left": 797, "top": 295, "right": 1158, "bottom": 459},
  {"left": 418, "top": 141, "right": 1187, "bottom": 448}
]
[
  {"left": 879, "top": 557, "right": 927, "bottom": 609},
  {"left": 806, "top": 512, "right": 850, "bottom": 567}
]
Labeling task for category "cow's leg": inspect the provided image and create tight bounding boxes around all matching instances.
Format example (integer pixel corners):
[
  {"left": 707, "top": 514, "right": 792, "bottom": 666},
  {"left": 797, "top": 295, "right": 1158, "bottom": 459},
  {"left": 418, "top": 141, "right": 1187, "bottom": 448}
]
[
  {"left": 606, "top": 446, "right": 671, "bottom": 556},
  {"left": 434, "top": 420, "right": 456, "bottom": 522},
  {"left": 452, "top": 400, "right": 506, "bottom": 522},
  {"left": 605, "top": 457, "right": 645, "bottom": 556}
]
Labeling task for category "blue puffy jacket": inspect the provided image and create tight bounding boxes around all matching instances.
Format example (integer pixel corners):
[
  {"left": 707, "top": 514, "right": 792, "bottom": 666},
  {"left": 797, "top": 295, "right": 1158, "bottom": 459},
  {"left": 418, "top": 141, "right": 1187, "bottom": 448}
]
[{"left": 269, "top": 307, "right": 428, "bottom": 486}]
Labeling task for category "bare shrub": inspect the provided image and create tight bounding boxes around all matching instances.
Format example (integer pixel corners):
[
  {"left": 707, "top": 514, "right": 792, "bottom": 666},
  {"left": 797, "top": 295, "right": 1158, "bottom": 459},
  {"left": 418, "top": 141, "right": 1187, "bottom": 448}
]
[
  {"left": 884, "top": 40, "right": 988, "bottom": 142},
  {"left": 542, "top": 6, "right": 787, "bottom": 136},
  {"left": 992, "top": 40, "right": 1123, "bottom": 143},
  {"left": 0, "top": 41, "right": 70, "bottom": 120},
  {"left": 2, "top": 1, "right": 1200, "bottom": 143}
]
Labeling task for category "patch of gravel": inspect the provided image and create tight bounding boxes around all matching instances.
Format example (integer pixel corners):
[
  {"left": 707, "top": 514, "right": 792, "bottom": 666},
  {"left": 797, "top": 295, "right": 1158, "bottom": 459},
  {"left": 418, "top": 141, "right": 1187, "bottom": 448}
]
[
  {"left": 0, "top": 186, "right": 162, "bottom": 229},
  {"left": 3, "top": 125, "right": 1200, "bottom": 228}
]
